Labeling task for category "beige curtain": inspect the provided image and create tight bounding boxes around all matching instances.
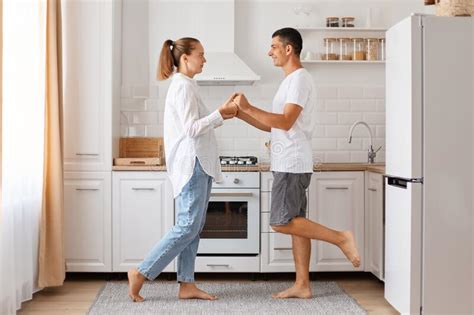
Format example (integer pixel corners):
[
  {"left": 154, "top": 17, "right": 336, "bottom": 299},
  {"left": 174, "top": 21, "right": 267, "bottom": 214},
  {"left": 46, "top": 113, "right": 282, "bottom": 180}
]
[
  {"left": 0, "top": 0, "right": 3, "bottom": 224},
  {"left": 38, "top": 0, "right": 64, "bottom": 288}
]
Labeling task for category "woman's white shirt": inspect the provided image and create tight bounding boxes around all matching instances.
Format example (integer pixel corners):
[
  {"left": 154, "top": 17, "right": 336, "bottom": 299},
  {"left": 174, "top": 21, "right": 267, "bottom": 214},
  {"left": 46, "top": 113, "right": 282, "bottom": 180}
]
[{"left": 163, "top": 73, "right": 224, "bottom": 198}]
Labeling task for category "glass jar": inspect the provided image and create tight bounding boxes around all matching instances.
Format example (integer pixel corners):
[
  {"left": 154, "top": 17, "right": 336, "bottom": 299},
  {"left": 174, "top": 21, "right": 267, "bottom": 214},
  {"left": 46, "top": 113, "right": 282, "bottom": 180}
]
[
  {"left": 338, "top": 38, "right": 352, "bottom": 60},
  {"left": 341, "top": 17, "right": 355, "bottom": 27},
  {"left": 326, "top": 17, "right": 339, "bottom": 27},
  {"left": 379, "top": 38, "right": 386, "bottom": 61},
  {"left": 365, "top": 38, "right": 379, "bottom": 61},
  {"left": 352, "top": 38, "right": 365, "bottom": 60},
  {"left": 322, "top": 38, "right": 338, "bottom": 60}
]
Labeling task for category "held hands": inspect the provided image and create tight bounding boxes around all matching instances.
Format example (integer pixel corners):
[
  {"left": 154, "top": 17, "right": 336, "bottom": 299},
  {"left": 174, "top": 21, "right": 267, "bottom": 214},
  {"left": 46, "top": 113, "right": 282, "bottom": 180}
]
[
  {"left": 232, "top": 93, "right": 251, "bottom": 112},
  {"left": 219, "top": 93, "right": 239, "bottom": 120}
]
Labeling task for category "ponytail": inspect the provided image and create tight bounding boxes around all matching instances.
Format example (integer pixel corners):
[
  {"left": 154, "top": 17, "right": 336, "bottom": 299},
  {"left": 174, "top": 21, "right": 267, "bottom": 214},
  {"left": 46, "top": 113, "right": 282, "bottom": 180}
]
[{"left": 156, "top": 37, "right": 200, "bottom": 80}]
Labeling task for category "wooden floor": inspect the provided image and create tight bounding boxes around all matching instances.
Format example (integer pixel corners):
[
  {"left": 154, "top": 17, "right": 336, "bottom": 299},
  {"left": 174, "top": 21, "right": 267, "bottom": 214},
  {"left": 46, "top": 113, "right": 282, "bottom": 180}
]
[{"left": 18, "top": 272, "right": 399, "bottom": 315}]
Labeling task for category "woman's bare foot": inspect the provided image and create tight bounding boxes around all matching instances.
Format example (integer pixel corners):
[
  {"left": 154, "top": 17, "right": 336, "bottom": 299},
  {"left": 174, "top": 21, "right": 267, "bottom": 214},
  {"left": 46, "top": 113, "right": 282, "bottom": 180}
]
[
  {"left": 338, "top": 231, "right": 361, "bottom": 267},
  {"left": 178, "top": 283, "right": 217, "bottom": 300},
  {"left": 128, "top": 268, "right": 146, "bottom": 302},
  {"left": 272, "top": 284, "right": 312, "bottom": 299}
]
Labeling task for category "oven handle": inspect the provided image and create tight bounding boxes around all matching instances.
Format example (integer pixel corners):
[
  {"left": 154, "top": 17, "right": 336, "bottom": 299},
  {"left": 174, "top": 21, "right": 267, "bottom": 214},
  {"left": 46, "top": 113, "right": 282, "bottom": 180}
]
[
  {"left": 206, "top": 264, "right": 230, "bottom": 267},
  {"left": 210, "top": 192, "right": 254, "bottom": 197}
]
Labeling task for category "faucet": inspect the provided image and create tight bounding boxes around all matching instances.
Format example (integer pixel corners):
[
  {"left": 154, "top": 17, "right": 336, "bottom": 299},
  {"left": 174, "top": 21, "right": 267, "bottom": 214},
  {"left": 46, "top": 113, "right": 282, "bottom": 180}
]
[{"left": 348, "top": 120, "right": 382, "bottom": 164}]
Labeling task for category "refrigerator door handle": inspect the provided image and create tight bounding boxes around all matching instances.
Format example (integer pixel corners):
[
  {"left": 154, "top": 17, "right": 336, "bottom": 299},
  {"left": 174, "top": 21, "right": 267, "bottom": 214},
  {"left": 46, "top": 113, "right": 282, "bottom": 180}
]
[{"left": 385, "top": 175, "right": 423, "bottom": 189}]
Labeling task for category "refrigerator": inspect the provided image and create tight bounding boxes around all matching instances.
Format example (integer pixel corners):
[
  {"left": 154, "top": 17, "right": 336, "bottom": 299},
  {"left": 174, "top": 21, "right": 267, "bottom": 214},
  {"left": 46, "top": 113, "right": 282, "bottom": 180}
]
[{"left": 385, "top": 15, "right": 473, "bottom": 314}]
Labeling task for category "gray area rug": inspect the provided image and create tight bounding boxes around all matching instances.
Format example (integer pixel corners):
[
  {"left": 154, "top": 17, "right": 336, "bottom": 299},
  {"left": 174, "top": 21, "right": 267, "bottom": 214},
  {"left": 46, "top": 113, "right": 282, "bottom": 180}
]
[{"left": 88, "top": 281, "right": 367, "bottom": 315}]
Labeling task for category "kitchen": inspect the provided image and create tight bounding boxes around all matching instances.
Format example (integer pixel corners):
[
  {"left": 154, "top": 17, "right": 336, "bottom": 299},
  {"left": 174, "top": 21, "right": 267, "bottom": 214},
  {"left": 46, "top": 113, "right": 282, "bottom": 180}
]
[{"left": 1, "top": 0, "right": 473, "bottom": 314}]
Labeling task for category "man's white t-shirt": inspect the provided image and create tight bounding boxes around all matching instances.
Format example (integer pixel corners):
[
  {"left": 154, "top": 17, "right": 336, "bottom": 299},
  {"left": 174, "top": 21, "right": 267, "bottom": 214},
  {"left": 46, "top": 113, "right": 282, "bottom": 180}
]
[{"left": 270, "top": 68, "right": 314, "bottom": 173}]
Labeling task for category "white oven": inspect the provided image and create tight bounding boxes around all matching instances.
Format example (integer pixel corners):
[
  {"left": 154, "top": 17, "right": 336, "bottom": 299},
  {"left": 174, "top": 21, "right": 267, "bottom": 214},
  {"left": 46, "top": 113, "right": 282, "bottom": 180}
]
[{"left": 197, "top": 172, "right": 260, "bottom": 255}]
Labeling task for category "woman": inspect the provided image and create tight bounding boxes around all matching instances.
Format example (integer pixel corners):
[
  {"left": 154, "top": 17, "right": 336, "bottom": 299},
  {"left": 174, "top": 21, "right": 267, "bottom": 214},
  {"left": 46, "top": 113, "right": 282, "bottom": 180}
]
[{"left": 128, "top": 37, "right": 238, "bottom": 302}]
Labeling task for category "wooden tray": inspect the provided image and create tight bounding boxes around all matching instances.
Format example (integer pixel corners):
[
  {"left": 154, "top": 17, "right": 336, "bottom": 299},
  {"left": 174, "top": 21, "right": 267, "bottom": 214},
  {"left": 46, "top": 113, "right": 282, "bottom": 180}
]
[{"left": 114, "top": 157, "right": 163, "bottom": 166}]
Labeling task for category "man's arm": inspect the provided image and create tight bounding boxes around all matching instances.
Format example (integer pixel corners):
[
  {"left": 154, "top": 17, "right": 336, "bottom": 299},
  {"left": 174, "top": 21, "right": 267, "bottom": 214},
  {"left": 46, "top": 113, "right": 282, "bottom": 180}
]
[
  {"left": 234, "top": 94, "right": 302, "bottom": 131},
  {"left": 236, "top": 110, "right": 271, "bottom": 132}
]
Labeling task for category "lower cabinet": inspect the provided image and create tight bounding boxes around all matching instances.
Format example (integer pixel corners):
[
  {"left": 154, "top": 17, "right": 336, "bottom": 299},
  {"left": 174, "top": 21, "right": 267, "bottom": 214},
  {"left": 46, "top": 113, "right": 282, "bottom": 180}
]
[
  {"left": 112, "top": 172, "right": 175, "bottom": 272},
  {"left": 365, "top": 172, "right": 384, "bottom": 280},
  {"left": 64, "top": 172, "right": 112, "bottom": 272},
  {"left": 308, "top": 172, "right": 365, "bottom": 271}
]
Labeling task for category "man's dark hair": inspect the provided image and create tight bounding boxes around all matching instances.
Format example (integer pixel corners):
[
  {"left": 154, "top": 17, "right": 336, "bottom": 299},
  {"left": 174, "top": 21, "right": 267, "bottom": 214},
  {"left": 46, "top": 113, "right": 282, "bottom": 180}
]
[{"left": 272, "top": 27, "right": 303, "bottom": 56}]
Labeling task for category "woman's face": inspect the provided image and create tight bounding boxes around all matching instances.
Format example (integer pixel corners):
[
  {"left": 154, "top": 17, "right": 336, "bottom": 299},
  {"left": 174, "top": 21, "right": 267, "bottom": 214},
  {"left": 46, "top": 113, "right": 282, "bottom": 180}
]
[{"left": 182, "top": 42, "right": 206, "bottom": 76}]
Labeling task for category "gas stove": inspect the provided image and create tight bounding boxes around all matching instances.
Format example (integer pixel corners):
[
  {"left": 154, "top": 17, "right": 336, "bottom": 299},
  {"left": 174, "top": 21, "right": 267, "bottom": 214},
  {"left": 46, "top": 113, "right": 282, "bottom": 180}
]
[{"left": 219, "top": 156, "right": 258, "bottom": 166}]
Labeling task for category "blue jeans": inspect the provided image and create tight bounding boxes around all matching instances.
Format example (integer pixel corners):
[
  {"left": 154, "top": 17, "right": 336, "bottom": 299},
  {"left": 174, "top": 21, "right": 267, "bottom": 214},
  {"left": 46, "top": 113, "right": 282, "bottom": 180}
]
[{"left": 138, "top": 159, "right": 212, "bottom": 283}]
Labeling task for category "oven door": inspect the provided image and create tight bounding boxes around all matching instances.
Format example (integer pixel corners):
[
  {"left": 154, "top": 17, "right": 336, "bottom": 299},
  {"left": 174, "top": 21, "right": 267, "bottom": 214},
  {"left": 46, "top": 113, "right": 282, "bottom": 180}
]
[{"left": 197, "top": 188, "right": 260, "bottom": 254}]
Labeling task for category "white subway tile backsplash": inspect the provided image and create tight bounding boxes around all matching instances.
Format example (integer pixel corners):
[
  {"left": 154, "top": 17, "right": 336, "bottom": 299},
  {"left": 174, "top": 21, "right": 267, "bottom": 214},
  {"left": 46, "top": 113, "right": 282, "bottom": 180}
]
[
  {"left": 131, "top": 111, "right": 159, "bottom": 125},
  {"left": 316, "top": 86, "right": 338, "bottom": 98},
  {"left": 132, "top": 85, "right": 150, "bottom": 99},
  {"left": 338, "top": 113, "right": 362, "bottom": 125},
  {"left": 127, "top": 125, "right": 146, "bottom": 137},
  {"left": 362, "top": 113, "right": 385, "bottom": 124},
  {"left": 350, "top": 99, "right": 377, "bottom": 112},
  {"left": 315, "top": 113, "right": 338, "bottom": 125},
  {"left": 338, "top": 86, "right": 364, "bottom": 99},
  {"left": 364, "top": 86, "right": 385, "bottom": 98},
  {"left": 121, "top": 83, "right": 386, "bottom": 163},
  {"left": 325, "top": 100, "right": 351, "bottom": 112},
  {"left": 146, "top": 125, "right": 163, "bottom": 137},
  {"left": 234, "top": 139, "right": 263, "bottom": 152},
  {"left": 144, "top": 99, "right": 160, "bottom": 111},
  {"left": 376, "top": 99, "right": 386, "bottom": 112},
  {"left": 338, "top": 138, "right": 362, "bottom": 150},
  {"left": 325, "top": 126, "right": 350, "bottom": 138},
  {"left": 121, "top": 99, "right": 146, "bottom": 111},
  {"left": 325, "top": 151, "right": 351, "bottom": 162},
  {"left": 312, "top": 138, "right": 338, "bottom": 150}
]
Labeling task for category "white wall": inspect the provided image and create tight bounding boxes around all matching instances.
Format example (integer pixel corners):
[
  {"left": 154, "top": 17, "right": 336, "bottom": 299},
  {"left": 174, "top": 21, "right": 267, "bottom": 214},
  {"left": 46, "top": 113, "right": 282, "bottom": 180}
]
[{"left": 120, "top": 0, "right": 431, "bottom": 162}]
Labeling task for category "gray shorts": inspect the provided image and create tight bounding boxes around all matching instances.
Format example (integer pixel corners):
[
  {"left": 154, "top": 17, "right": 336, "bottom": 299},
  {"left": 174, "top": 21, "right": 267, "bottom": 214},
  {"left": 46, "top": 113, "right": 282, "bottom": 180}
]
[{"left": 269, "top": 172, "right": 312, "bottom": 225}]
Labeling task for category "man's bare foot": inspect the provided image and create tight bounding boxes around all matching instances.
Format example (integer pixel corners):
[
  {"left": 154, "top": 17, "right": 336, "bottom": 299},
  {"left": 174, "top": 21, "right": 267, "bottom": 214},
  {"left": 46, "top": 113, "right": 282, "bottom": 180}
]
[
  {"left": 272, "top": 284, "right": 312, "bottom": 299},
  {"left": 339, "top": 231, "right": 361, "bottom": 267},
  {"left": 178, "top": 283, "right": 217, "bottom": 300},
  {"left": 128, "top": 268, "right": 146, "bottom": 302}
]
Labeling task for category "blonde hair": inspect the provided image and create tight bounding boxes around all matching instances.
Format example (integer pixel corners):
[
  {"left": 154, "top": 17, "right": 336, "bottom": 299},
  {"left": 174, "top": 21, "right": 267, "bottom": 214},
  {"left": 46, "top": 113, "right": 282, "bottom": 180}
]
[{"left": 157, "top": 37, "right": 200, "bottom": 80}]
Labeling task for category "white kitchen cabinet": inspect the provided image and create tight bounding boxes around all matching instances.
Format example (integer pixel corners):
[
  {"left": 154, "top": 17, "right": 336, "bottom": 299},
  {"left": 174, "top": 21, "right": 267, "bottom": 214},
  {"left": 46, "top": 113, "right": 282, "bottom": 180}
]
[
  {"left": 260, "top": 172, "right": 314, "bottom": 272},
  {"left": 308, "top": 171, "right": 365, "bottom": 271},
  {"left": 62, "top": 0, "right": 119, "bottom": 171},
  {"left": 64, "top": 172, "right": 112, "bottom": 272},
  {"left": 365, "top": 171, "right": 384, "bottom": 280},
  {"left": 112, "top": 172, "right": 175, "bottom": 272}
]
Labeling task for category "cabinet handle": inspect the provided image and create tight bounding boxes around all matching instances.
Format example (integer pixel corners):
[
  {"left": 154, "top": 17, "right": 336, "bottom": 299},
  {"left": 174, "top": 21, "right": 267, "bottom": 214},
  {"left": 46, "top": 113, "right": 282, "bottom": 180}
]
[
  {"left": 273, "top": 247, "right": 292, "bottom": 250},
  {"left": 132, "top": 188, "right": 155, "bottom": 191},
  {"left": 76, "top": 188, "right": 99, "bottom": 191},
  {"left": 368, "top": 188, "right": 377, "bottom": 192},
  {"left": 325, "top": 187, "right": 349, "bottom": 190},
  {"left": 76, "top": 153, "right": 99, "bottom": 156},
  {"left": 206, "top": 264, "right": 230, "bottom": 267},
  {"left": 210, "top": 192, "right": 253, "bottom": 197}
]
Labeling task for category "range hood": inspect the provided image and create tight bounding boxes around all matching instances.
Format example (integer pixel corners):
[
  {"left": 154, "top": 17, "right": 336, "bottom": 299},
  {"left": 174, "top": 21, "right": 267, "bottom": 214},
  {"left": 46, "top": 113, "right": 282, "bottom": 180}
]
[
  {"left": 195, "top": 52, "right": 260, "bottom": 86},
  {"left": 151, "top": 0, "right": 259, "bottom": 86}
]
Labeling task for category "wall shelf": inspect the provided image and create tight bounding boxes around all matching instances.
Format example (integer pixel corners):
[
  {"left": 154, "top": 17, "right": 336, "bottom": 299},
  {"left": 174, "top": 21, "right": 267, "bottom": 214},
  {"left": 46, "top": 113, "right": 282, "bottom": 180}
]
[
  {"left": 297, "top": 27, "right": 387, "bottom": 32},
  {"left": 302, "top": 60, "right": 385, "bottom": 64}
]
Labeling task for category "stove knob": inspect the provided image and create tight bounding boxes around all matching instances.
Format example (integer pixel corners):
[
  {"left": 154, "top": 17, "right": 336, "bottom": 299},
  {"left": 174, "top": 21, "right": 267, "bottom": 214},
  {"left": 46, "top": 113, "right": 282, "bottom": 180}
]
[{"left": 233, "top": 178, "right": 240, "bottom": 184}]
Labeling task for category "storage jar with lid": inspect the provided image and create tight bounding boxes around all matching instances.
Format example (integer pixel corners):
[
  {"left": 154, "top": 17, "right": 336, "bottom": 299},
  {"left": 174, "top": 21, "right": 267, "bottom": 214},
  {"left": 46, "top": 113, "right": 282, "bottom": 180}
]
[
  {"left": 326, "top": 17, "right": 339, "bottom": 27},
  {"left": 338, "top": 38, "right": 352, "bottom": 60},
  {"left": 352, "top": 38, "right": 365, "bottom": 60},
  {"left": 378, "top": 38, "right": 386, "bottom": 60},
  {"left": 365, "top": 38, "right": 379, "bottom": 61},
  {"left": 322, "top": 38, "right": 338, "bottom": 60},
  {"left": 341, "top": 17, "right": 355, "bottom": 27}
]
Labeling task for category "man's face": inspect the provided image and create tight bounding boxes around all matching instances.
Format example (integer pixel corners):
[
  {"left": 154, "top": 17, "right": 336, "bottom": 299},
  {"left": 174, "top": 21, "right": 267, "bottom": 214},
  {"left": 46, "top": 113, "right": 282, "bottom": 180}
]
[{"left": 268, "top": 36, "right": 288, "bottom": 67}]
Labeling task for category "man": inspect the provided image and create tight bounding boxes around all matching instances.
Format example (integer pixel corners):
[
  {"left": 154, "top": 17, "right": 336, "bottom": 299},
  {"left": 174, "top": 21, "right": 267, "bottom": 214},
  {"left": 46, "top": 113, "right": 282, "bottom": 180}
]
[{"left": 233, "top": 27, "right": 360, "bottom": 299}]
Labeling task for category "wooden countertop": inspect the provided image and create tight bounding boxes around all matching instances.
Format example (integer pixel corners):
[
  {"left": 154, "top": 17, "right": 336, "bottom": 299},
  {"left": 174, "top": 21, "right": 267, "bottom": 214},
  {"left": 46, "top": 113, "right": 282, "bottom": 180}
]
[{"left": 112, "top": 162, "right": 385, "bottom": 174}]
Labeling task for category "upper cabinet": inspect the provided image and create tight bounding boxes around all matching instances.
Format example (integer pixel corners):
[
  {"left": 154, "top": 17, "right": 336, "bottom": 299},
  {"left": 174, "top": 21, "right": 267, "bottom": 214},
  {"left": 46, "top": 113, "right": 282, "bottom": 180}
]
[{"left": 62, "top": 0, "right": 120, "bottom": 171}]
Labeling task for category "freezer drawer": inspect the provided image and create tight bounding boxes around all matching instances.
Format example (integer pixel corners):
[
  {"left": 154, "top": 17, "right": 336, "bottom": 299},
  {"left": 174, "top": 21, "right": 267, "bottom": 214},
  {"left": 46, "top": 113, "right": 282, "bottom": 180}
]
[{"left": 384, "top": 176, "right": 422, "bottom": 314}]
